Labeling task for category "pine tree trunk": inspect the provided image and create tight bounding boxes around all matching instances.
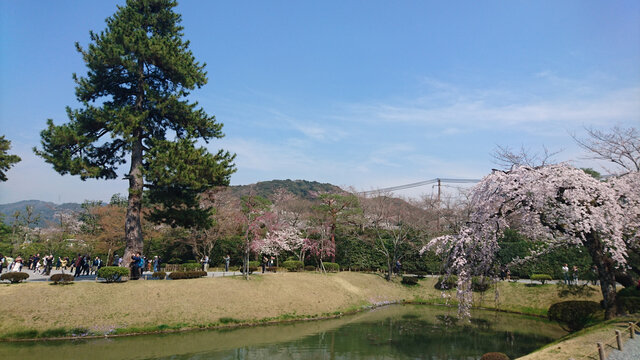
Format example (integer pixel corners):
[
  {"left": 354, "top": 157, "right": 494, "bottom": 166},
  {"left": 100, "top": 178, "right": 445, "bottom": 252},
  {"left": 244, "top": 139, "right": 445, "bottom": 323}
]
[{"left": 123, "top": 135, "right": 144, "bottom": 269}]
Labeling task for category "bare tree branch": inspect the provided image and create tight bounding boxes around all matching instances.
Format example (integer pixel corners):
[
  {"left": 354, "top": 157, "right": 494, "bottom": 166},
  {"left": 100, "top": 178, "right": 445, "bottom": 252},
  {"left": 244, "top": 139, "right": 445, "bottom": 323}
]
[{"left": 572, "top": 126, "right": 640, "bottom": 173}]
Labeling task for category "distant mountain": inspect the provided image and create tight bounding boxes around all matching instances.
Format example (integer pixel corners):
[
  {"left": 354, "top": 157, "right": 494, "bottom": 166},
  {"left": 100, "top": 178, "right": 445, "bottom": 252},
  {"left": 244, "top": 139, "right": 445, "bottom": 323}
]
[
  {"left": 228, "top": 179, "right": 344, "bottom": 200},
  {"left": 0, "top": 200, "right": 83, "bottom": 227},
  {"left": 0, "top": 180, "right": 345, "bottom": 227}
]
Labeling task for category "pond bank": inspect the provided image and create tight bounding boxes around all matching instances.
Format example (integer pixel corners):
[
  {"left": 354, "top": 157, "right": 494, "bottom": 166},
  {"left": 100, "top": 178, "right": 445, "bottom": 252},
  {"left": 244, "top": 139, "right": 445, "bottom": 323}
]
[{"left": 0, "top": 272, "right": 604, "bottom": 347}]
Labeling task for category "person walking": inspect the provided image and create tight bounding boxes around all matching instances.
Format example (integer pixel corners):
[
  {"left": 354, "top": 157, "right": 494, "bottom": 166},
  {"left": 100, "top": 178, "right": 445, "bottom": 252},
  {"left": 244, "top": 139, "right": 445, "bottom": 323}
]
[
  {"left": 131, "top": 253, "right": 141, "bottom": 280},
  {"left": 153, "top": 256, "right": 160, "bottom": 272},
  {"left": 74, "top": 254, "right": 83, "bottom": 277},
  {"left": 562, "top": 264, "right": 570, "bottom": 285},
  {"left": 572, "top": 266, "right": 579, "bottom": 285},
  {"left": 0, "top": 253, "right": 4, "bottom": 274},
  {"left": 261, "top": 255, "right": 268, "bottom": 273},
  {"left": 224, "top": 254, "right": 230, "bottom": 272}
]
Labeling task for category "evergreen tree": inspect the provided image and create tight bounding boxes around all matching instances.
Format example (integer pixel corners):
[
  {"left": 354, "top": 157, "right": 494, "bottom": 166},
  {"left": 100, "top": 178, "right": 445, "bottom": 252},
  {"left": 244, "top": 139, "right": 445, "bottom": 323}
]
[
  {"left": 34, "top": 0, "right": 235, "bottom": 266},
  {"left": 0, "top": 135, "right": 21, "bottom": 182}
]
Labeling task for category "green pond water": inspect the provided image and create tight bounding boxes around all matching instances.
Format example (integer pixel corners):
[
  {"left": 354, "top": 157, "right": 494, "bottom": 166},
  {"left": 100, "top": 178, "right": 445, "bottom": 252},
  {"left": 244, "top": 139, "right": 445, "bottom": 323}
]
[{"left": 0, "top": 305, "right": 566, "bottom": 359}]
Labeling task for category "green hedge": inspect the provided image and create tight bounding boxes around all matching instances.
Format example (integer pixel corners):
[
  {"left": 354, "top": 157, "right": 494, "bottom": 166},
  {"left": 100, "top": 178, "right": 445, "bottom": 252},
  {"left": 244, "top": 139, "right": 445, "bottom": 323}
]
[
  {"left": 323, "top": 262, "right": 340, "bottom": 272},
  {"left": 168, "top": 271, "right": 207, "bottom": 280},
  {"left": 304, "top": 265, "right": 316, "bottom": 272},
  {"left": 435, "top": 275, "right": 458, "bottom": 290},
  {"left": 616, "top": 287, "right": 640, "bottom": 314},
  {"left": 152, "top": 271, "right": 166, "bottom": 280},
  {"left": 530, "top": 274, "right": 552, "bottom": 285},
  {"left": 548, "top": 301, "right": 601, "bottom": 332},
  {"left": 0, "top": 272, "right": 29, "bottom": 283},
  {"left": 282, "top": 260, "right": 304, "bottom": 272},
  {"left": 49, "top": 273, "right": 74, "bottom": 284},
  {"left": 97, "top": 266, "right": 129, "bottom": 283},
  {"left": 401, "top": 276, "right": 419, "bottom": 285},
  {"left": 181, "top": 263, "right": 202, "bottom": 271},
  {"left": 472, "top": 276, "right": 491, "bottom": 292}
]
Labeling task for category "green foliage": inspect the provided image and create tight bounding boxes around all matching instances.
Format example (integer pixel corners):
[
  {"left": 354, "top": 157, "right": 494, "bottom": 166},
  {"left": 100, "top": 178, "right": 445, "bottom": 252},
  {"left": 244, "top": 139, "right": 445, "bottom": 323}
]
[
  {"left": 401, "top": 276, "right": 419, "bottom": 285},
  {"left": 49, "top": 273, "right": 74, "bottom": 285},
  {"left": 304, "top": 265, "right": 316, "bottom": 271},
  {"left": 230, "top": 180, "right": 341, "bottom": 201},
  {"left": 0, "top": 272, "right": 29, "bottom": 283},
  {"left": 480, "top": 352, "right": 510, "bottom": 360},
  {"left": 97, "top": 266, "right": 129, "bottom": 283},
  {"left": 248, "top": 261, "right": 260, "bottom": 268},
  {"left": 282, "top": 260, "right": 304, "bottom": 272},
  {"left": 33, "top": 0, "right": 235, "bottom": 233},
  {"left": 152, "top": 271, "right": 166, "bottom": 280},
  {"left": 435, "top": 275, "right": 458, "bottom": 290},
  {"left": 548, "top": 301, "right": 601, "bottom": 332},
  {"left": 0, "top": 135, "right": 21, "bottom": 182},
  {"left": 168, "top": 271, "right": 207, "bottom": 280},
  {"left": 581, "top": 168, "right": 601, "bottom": 179},
  {"left": 323, "top": 262, "right": 340, "bottom": 272},
  {"left": 181, "top": 263, "right": 202, "bottom": 271},
  {"left": 472, "top": 276, "right": 491, "bottom": 292},
  {"left": 616, "top": 287, "right": 640, "bottom": 314},
  {"left": 497, "top": 229, "right": 593, "bottom": 278},
  {"left": 530, "top": 274, "right": 552, "bottom": 285}
]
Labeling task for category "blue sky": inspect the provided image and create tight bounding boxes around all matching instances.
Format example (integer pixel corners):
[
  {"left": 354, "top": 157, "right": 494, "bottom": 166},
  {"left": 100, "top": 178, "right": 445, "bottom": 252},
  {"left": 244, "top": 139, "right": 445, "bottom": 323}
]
[{"left": 1, "top": 0, "right": 639, "bottom": 204}]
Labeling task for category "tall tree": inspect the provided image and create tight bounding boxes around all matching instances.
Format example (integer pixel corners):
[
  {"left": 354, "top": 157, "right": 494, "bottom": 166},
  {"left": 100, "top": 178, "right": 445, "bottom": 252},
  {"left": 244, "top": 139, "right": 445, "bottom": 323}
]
[
  {"left": 34, "top": 0, "right": 235, "bottom": 266},
  {"left": 0, "top": 135, "right": 21, "bottom": 182}
]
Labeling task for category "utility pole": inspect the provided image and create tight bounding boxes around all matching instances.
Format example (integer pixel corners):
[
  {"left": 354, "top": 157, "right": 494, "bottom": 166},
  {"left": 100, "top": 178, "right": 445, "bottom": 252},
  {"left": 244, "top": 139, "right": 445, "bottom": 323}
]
[{"left": 436, "top": 178, "right": 441, "bottom": 232}]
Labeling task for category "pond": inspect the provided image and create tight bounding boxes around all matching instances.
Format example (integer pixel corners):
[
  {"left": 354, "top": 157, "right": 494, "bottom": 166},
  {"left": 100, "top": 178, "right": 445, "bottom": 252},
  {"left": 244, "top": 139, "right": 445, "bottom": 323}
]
[{"left": 0, "top": 305, "right": 565, "bottom": 359}]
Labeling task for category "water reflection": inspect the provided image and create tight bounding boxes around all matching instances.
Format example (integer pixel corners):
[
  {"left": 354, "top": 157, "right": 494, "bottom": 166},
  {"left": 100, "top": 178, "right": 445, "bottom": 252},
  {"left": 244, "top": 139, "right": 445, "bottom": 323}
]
[{"left": 0, "top": 305, "right": 565, "bottom": 360}]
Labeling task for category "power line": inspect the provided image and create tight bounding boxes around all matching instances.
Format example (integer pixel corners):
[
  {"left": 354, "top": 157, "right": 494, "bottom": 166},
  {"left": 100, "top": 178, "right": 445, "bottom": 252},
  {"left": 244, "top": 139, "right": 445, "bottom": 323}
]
[{"left": 358, "top": 178, "right": 481, "bottom": 195}]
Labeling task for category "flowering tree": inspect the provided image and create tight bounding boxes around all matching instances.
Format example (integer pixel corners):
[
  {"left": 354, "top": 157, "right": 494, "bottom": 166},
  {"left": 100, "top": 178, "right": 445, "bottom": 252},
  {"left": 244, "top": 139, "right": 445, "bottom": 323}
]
[
  {"left": 251, "top": 225, "right": 306, "bottom": 259},
  {"left": 424, "top": 164, "right": 640, "bottom": 319},
  {"left": 302, "top": 225, "right": 335, "bottom": 273}
]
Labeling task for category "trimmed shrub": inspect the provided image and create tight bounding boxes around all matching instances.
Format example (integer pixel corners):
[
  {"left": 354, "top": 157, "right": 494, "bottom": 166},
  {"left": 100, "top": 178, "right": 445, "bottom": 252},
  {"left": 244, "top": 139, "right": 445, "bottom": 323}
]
[
  {"left": 249, "top": 261, "right": 260, "bottom": 268},
  {"left": 1, "top": 272, "right": 29, "bottom": 284},
  {"left": 531, "top": 274, "right": 552, "bottom": 285},
  {"left": 323, "top": 262, "right": 340, "bottom": 272},
  {"left": 472, "top": 276, "right": 491, "bottom": 292},
  {"left": 97, "top": 266, "right": 129, "bottom": 283},
  {"left": 401, "top": 276, "right": 419, "bottom": 285},
  {"left": 168, "top": 271, "right": 207, "bottom": 280},
  {"left": 616, "top": 287, "right": 640, "bottom": 314},
  {"left": 181, "top": 263, "right": 202, "bottom": 272},
  {"left": 49, "top": 273, "right": 74, "bottom": 285},
  {"left": 304, "top": 265, "right": 316, "bottom": 272},
  {"left": 435, "top": 275, "right": 458, "bottom": 290},
  {"left": 480, "top": 352, "right": 510, "bottom": 360},
  {"left": 548, "top": 301, "right": 601, "bottom": 332},
  {"left": 282, "top": 260, "right": 304, "bottom": 272},
  {"left": 152, "top": 271, "right": 166, "bottom": 280}
]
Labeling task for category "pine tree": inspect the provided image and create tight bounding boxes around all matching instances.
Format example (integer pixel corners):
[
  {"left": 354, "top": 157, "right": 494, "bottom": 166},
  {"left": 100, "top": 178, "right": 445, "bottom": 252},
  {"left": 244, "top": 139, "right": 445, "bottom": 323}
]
[
  {"left": 34, "top": 0, "right": 235, "bottom": 266},
  {"left": 0, "top": 135, "right": 21, "bottom": 182}
]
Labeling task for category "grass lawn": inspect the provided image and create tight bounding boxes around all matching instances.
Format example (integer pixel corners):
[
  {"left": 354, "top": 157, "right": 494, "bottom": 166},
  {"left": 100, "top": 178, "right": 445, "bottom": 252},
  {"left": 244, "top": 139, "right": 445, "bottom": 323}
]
[{"left": 0, "top": 271, "right": 614, "bottom": 356}]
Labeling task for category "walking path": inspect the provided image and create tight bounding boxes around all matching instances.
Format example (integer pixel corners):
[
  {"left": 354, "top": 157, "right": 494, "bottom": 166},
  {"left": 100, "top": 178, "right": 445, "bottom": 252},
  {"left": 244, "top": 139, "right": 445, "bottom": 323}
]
[
  {"left": 2, "top": 268, "right": 245, "bottom": 282},
  {"left": 607, "top": 336, "right": 640, "bottom": 360}
]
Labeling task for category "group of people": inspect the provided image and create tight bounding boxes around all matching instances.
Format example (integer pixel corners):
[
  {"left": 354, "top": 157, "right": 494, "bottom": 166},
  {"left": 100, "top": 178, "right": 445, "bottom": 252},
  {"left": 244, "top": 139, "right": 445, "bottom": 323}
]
[
  {"left": 562, "top": 264, "right": 599, "bottom": 285},
  {"left": 0, "top": 253, "right": 105, "bottom": 277},
  {"left": 200, "top": 254, "right": 232, "bottom": 272}
]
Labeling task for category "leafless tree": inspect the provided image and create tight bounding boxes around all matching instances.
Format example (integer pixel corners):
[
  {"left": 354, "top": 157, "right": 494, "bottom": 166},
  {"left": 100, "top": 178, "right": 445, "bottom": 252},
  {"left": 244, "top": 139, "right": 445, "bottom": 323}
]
[
  {"left": 572, "top": 126, "right": 640, "bottom": 173},
  {"left": 360, "top": 191, "right": 423, "bottom": 280},
  {"left": 491, "top": 144, "right": 561, "bottom": 170}
]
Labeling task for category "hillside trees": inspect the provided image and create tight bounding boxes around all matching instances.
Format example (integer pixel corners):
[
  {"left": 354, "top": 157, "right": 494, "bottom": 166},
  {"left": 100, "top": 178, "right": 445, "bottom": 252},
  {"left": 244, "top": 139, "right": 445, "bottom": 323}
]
[
  {"left": 34, "top": 0, "right": 235, "bottom": 267},
  {"left": 425, "top": 164, "right": 640, "bottom": 319}
]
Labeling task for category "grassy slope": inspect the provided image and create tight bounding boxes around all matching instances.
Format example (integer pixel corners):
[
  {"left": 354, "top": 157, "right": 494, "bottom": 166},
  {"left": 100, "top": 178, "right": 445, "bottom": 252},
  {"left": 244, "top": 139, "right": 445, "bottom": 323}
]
[{"left": 0, "top": 273, "right": 604, "bottom": 343}]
